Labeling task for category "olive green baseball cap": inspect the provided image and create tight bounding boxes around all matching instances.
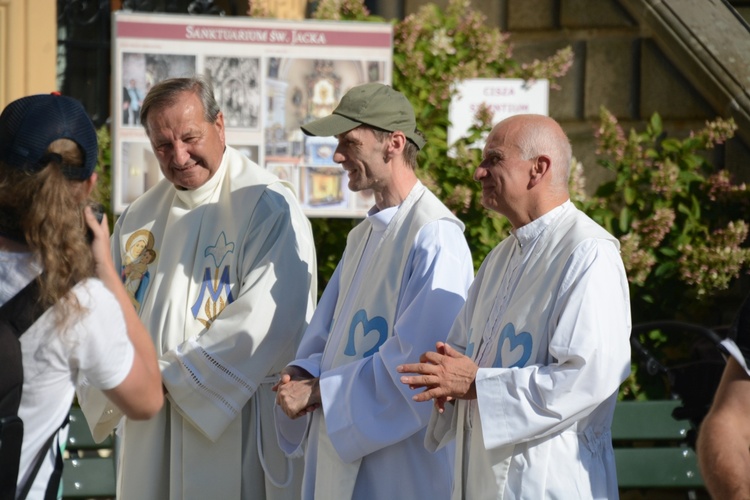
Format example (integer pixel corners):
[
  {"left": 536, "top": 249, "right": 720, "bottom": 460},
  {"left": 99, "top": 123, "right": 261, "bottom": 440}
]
[{"left": 301, "top": 82, "right": 426, "bottom": 149}]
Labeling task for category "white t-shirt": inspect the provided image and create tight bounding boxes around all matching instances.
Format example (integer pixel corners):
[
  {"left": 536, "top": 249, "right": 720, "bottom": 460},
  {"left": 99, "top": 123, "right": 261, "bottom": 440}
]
[{"left": 0, "top": 250, "right": 134, "bottom": 499}]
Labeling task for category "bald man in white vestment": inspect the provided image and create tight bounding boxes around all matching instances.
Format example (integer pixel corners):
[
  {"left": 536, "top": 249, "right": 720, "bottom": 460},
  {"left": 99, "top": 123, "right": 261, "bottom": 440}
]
[{"left": 399, "top": 114, "right": 632, "bottom": 499}]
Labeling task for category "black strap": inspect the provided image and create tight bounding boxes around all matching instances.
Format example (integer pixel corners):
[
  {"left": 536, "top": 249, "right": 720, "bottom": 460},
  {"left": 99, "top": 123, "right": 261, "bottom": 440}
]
[
  {"left": 0, "top": 277, "right": 45, "bottom": 334},
  {"left": 1, "top": 275, "right": 64, "bottom": 500},
  {"left": 15, "top": 415, "right": 68, "bottom": 500},
  {"left": 43, "top": 415, "right": 68, "bottom": 500}
]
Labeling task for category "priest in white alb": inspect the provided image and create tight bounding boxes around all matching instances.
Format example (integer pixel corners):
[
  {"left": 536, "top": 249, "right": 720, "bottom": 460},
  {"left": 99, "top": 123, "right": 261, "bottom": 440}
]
[
  {"left": 399, "top": 114, "right": 632, "bottom": 499},
  {"left": 78, "top": 76, "right": 316, "bottom": 500}
]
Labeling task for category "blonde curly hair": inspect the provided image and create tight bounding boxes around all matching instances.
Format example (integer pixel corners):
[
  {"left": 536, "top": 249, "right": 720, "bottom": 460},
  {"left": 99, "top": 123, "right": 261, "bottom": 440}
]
[{"left": 0, "top": 138, "right": 96, "bottom": 326}]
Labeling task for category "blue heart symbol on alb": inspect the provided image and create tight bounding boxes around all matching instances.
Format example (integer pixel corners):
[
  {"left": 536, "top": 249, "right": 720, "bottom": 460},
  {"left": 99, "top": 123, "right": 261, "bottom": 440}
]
[
  {"left": 345, "top": 309, "right": 389, "bottom": 358},
  {"left": 494, "top": 323, "right": 532, "bottom": 368}
]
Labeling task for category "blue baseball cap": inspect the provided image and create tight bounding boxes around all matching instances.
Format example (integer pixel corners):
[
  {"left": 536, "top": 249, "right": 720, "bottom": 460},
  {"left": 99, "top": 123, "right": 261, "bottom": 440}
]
[{"left": 0, "top": 93, "right": 98, "bottom": 180}]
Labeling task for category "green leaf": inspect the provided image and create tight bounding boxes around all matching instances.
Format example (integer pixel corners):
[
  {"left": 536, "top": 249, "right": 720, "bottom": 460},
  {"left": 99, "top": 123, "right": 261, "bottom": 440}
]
[
  {"left": 660, "top": 138, "right": 681, "bottom": 153},
  {"left": 624, "top": 187, "right": 636, "bottom": 205},
  {"left": 649, "top": 113, "right": 663, "bottom": 136},
  {"left": 659, "top": 247, "right": 678, "bottom": 257},
  {"left": 619, "top": 206, "right": 630, "bottom": 233}
]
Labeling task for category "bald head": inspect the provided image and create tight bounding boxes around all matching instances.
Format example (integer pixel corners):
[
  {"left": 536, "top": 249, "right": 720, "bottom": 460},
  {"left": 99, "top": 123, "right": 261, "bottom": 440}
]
[
  {"left": 475, "top": 114, "right": 572, "bottom": 228},
  {"left": 500, "top": 114, "right": 572, "bottom": 188}
]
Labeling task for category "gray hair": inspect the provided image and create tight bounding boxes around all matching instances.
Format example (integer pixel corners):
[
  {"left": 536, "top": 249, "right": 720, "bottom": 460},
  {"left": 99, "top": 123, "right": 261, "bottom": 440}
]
[
  {"left": 370, "top": 127, "right": 423, "bottom": 170},
  {"left": 515, "top": 120, "right": 572, "bottom": 187},
  {"left": 140, "top": 75, "right": 221, "bottom": 133}
]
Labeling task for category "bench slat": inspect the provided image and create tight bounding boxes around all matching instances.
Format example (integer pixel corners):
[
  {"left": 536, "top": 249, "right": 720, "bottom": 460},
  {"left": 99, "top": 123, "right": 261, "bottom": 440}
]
[
  {"left": 615, "top": 448, "right": 703, "bottom": 488},
  {"left": 612, "top": 400, "right": 689, "bottom": 441},
  {"left": 613, "top": 400, "right": 704, "bottom": 490},
  {"left": 62, "top": 457, "right": 116, "bottom": 498},
  {"left": 62, "top": 407, "right": 116, "bottom": 499}
]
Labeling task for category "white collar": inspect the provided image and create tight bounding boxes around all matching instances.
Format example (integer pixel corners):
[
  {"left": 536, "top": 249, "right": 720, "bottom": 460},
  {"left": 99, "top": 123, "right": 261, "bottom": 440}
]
[
  {"left": 512, "top": 200, "right": 571, "bottom": 249},
  {"left": 174, "top": 149, "right": 228, "bottom": 209}
]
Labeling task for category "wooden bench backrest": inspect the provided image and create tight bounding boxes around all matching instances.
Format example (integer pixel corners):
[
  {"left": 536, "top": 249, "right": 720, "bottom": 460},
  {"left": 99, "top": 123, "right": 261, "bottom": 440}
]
[
  {"left": 612, "top": 400, "right": 704, "bottom": 489},
  {"left": 62, "top": 407, "right": 116, "bottom": 499}
]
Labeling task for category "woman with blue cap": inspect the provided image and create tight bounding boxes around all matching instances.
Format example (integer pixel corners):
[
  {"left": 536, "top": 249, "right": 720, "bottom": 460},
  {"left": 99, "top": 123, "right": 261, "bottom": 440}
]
[{"left": 0, "top": 93, "right": 163, "bottom": 499}]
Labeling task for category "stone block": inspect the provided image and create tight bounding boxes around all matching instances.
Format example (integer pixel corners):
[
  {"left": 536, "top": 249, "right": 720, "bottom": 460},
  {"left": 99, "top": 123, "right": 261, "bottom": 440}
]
[
  {"left": 561, "top": 0, "right": 634, "bottom": 28},
  {"left": 507, "top": 0, "right": 557, "bottom": 31},
  {"left": 511, "top": 39, "right": 584, "bottom": 121},
  {"left": 640, "top": 40, "right": 714, "bottom": 120},
  {"left": 584, "top": 37, "right": 637, "bottom": 119}
]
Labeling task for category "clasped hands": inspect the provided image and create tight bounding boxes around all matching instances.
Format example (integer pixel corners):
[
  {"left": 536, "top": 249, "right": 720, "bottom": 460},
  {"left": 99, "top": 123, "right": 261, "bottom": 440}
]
[
  {"left": 397, "top": 342, "right": 479, "bottom": 413},
  {"left": 272, "top": 365, "right": 321, "bottom": 419},
  {"left": 274, "top": 342, "right": 477, "bottom": 417}
]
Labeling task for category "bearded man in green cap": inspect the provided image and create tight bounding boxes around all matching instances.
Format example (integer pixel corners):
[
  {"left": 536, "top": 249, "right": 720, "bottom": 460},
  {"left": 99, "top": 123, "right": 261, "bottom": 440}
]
[{"left": 273, "top": 82, "right": 474, "bottom": 499}]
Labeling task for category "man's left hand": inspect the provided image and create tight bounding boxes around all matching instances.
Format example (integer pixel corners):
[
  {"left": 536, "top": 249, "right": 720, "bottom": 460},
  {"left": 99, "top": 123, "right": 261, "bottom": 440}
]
[{"left": 398, "top": 342, "right": 478, "bottom": 412}]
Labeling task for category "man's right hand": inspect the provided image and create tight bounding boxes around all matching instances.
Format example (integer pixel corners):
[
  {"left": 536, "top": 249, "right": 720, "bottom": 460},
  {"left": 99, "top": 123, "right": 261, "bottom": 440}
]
[
  {"left": 272, "top": 365, "right": 313, "bottom": 391},
  {"left": 274, "top": 366, "right": 321, "bottom": 419}
]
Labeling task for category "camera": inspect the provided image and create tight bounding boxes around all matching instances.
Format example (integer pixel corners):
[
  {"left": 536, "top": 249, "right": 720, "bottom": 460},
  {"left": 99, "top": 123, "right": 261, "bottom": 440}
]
[{"left": 86, "top": 202, "right": 105, "bottom": 243}]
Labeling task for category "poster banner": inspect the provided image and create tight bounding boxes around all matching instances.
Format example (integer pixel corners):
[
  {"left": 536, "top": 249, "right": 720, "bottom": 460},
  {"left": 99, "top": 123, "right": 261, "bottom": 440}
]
[
  {"left": 113, "top": 12, "right": 393, "bottom": 217},
  {"left": 447, "top": 78, "right": 549, "bottom": 152}
]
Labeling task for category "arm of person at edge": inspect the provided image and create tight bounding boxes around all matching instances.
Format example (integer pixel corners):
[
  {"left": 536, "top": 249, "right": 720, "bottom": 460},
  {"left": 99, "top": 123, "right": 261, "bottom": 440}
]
[
  {"left": 84, "top": 206, "right": 164, "bottom": 419},
  {"left": 279, "top": 221, "right": 473, "bottom": 461},
  {"left": 698, "top": 357, "right": 750, "bottom": 499},
  {"left": 158, "top": 190, "right": 315, "bottom": 441},
  {"left": 399, "top": 239, "right": 631, "bottom": 448}
]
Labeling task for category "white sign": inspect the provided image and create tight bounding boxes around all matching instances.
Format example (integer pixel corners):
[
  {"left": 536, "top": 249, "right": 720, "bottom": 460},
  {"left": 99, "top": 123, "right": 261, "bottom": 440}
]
[
  {"left": 447, "top": 78, "right": 549, "bottom": 151},
  {"left": 112, "top": 11, "right": 393, "bottom": 217}
]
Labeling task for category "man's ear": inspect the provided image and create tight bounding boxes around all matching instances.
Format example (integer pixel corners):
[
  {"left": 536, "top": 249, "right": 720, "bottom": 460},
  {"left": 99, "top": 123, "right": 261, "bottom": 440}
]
[
  {"left": 528, "top": 155, "right": 551, "bottom": 188},
  {"left": 389, "top": 131, "right": 407, "bottom": 156},
  {"left": 215, "top": 111, "right": 226, "bottom": 146}
]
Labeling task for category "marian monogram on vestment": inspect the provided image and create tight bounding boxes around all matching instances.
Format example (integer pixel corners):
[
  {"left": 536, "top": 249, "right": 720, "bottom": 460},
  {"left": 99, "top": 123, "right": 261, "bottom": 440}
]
[{"left": 192, "top": 232, "right": 236, "bottom": 328}]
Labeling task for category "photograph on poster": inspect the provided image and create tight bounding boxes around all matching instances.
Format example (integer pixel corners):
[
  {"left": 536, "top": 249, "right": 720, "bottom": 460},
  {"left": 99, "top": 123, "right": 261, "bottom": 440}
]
[
  {"left": 232, "top": 144, "right": 260, "bottom": 164},
  {"left": 267, "top": 162, "right": 300, "bottom": 194},
  {"left": 264, "top": 57, "right": 387, "bottom": 210},
  {"left": 119, "top": 141, "right": 163, "bottom": 204},
  {"left": 121, "top": 53, "right": 197, "bottom": 127},
  {"left": 205, "top": 57, "right": 260, "bottom": 129},
  {"left": 302, "top": 166, "right": 347, "bottom": 209}
]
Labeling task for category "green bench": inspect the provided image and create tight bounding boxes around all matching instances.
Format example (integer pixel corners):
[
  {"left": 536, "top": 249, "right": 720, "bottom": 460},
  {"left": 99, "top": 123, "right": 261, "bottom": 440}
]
[
  {"left": 61, "top": 401, "right": 702, "bottom": 496},
  {"left": 62, "top": 407, "right": 116, "bottom": 499},
  {"left": 612, "top": 400, "right": 704, "bottom": 491}
]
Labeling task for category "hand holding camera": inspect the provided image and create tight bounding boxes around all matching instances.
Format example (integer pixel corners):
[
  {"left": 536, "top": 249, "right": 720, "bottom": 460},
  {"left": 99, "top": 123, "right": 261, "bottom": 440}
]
[{"left": 84, "top": 203, "right": 114, "bottom": 279}]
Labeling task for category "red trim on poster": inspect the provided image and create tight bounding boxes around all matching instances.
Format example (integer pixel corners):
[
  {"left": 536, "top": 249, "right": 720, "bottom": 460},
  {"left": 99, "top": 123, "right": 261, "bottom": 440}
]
[{"left": 117, "top": 22, "right": 392, "bottom": 48}]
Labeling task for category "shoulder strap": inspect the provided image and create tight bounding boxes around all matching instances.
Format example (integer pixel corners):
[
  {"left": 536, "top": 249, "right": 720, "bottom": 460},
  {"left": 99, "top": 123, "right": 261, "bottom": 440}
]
[
  {"left": 15, "top": 414, "right": 69, "bottom": 500},
  {"left": 0, "top": 276, "right": 46, "bottom": 335},
  {"left": 0, "top": 274, "right": 63, "bottom": 500}
]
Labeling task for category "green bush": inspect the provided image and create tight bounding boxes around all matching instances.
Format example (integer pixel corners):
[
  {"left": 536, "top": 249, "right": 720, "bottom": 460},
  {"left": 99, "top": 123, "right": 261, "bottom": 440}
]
[
  {"left": 585, "top": 108, "right": 749, "bottom": 323},
  {"left": 583, "top": 109, "right": 749, "bottom": 399},
  {"left": 94, "top": 125, "right": 114, "bottom": 229}
]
